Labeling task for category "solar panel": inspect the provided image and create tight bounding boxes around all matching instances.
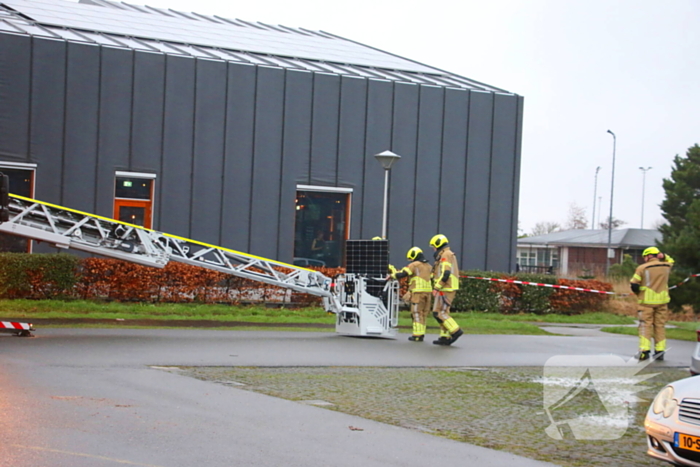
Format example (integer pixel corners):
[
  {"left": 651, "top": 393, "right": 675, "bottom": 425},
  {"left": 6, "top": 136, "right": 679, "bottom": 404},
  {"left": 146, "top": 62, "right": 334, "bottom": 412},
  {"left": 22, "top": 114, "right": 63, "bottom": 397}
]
[
  {"left": 4, "top": 0, "right": 439, "bottom": 73},
  {"left": 345, "top": 239, "right": 389, "bottom": 278}
]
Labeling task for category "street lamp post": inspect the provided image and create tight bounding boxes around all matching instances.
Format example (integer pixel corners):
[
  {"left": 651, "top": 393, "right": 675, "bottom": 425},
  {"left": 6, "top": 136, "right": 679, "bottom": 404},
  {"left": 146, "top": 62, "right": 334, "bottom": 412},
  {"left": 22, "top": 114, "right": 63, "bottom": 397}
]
[
  {"left": 373, "top": 150, "right": 401, "bottom": 239},
  {"left": 639, "top": 166, "right": 652, "bottom": 228},
  {"left": 605, "top": 130, "right": 616, "bottom": 276},
  {"left": 592, "top": 166, "right": 601, "bottom": 229}
]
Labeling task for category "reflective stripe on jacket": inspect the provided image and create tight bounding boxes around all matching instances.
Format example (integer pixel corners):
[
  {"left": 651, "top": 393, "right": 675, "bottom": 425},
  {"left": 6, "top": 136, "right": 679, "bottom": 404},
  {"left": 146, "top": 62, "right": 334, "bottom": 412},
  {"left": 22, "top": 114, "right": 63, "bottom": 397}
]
[
  {"left": 630, "top": 258, "right": 672, "bottom": 305},
  {"left": 401, "top": 261, "right": 432, "bottom": 292},
  {"left": 432, "top": 247, "right": 460, "bottom": 291}
]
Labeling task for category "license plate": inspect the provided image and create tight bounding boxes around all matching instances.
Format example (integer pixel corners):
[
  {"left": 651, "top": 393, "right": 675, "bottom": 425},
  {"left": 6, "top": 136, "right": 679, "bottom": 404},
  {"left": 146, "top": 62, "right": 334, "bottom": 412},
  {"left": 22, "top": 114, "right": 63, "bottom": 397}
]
[{"left": 675, "top": 432, "right": 700, "bottom": 452}]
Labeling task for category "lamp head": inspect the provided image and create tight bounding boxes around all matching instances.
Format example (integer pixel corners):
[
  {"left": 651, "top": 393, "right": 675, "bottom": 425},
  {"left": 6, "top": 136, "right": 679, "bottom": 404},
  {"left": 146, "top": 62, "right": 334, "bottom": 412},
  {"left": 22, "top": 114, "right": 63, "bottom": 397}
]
[{"left": 374, "top": 150, "right": 401, "bottom": 170}]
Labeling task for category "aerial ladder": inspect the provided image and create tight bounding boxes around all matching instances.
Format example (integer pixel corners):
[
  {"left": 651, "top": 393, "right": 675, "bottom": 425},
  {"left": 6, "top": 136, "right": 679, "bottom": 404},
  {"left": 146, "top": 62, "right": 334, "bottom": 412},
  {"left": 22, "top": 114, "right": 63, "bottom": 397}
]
[{"left": 0, "top": 180, "right": 398, "bottom": 338}]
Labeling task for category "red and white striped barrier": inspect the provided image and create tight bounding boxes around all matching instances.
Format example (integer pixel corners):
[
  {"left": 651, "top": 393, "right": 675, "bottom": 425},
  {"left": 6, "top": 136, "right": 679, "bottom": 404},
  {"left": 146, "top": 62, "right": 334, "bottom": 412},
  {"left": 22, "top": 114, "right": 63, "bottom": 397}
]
[
  {"left": 462, "top": 272, "right": 700, "bottom": 296},
  {"left": 461, "top": 275, "right": 620, "bottom": 295},
  {"left": 0, "top": 321, "right": 34, "bottom": 335},
  {"left": 669, "top": 273, "right": 700, "bottom": 290}
]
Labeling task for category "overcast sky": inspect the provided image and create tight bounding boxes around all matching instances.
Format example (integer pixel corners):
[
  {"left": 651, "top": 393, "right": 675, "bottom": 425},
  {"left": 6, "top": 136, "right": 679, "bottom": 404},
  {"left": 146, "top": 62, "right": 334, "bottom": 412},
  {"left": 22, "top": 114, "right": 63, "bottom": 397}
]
[{"left": 114, "top": 0, "right": 699, "bottom": 234}]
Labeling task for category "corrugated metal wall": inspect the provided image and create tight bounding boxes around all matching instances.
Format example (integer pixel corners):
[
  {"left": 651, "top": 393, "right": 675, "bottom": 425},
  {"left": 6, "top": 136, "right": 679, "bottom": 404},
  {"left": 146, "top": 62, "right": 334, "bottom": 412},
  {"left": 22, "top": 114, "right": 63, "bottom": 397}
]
[{"left": 0, "top": 33, "right": 523, "bottom": 271}]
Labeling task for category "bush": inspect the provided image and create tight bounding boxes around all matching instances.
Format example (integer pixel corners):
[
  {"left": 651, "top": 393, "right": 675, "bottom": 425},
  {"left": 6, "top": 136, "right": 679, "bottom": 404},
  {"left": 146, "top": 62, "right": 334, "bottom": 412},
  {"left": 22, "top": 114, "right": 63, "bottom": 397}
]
[
  {"left": 455, "top": 271, "right": 611, "bottom": 314},
  {"left": 609, "top": 254, "right": 638, "bottom": 280},
  {"left": 0, "top": 253, "right": 79, "bottom": 299},
  {"left": 513, "top": 273, "right": 555, "bottom": 314},
  {"left": 453, "top": 270, "right": 504, "bottom": 313}
]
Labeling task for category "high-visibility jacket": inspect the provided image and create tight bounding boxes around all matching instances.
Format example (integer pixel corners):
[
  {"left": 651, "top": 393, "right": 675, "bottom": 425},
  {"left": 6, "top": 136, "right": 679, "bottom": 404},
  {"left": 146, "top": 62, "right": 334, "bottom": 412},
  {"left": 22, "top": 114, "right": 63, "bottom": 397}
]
[
  {"left": 392, "top": 260, "right": 432, "bottom": 292},
  {"left": 630, "top": 257, "right": 673, "bottom": 305},
  {"left": 432, "top": 246, "right": 460, "bottom": 291}
]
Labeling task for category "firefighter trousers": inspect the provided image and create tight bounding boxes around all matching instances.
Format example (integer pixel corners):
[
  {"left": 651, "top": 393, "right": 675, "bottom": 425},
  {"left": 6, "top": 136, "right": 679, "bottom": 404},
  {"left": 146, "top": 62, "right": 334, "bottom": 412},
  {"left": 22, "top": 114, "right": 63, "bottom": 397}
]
[
  {"left": 432, "top": 291, "right": 461, "bottom": 338},
  {"left": 410, "top": 292, "right": 431, "bottom": 336},
  {"left": 638, "top": 304, "right": 669, "bottom": 352}
]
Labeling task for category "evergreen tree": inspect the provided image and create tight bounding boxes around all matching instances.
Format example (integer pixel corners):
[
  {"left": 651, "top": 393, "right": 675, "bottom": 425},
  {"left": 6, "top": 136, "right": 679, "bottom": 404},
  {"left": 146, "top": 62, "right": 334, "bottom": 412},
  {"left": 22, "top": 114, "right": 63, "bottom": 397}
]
[{"left": 658, "top": 144, "right": 700, "bottom": 313}]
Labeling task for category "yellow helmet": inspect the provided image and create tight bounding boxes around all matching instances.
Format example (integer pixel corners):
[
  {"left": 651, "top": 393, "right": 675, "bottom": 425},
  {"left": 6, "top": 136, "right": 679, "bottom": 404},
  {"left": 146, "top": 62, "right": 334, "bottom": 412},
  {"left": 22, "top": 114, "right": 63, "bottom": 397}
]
[
  {"left": 429, "top": 234, "right": 448, "bottom": 249},
  {"left": 406, "top": 247, "right": 422, "bottom": 260},
  {"left": 372, "top": 236, "right": 383, "bottom": 240},
  {"left": 642, "top": 246, "right": 660, "bottom": 257}
]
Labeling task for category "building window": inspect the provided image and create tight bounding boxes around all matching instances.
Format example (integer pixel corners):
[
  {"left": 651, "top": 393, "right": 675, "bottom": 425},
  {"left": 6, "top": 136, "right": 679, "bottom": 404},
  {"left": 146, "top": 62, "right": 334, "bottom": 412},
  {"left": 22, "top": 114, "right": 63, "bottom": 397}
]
[
  {"left": 517, "top": 250, "right": 537, "bottom": 266},
  {"left": 294, "top": 186, "right": 352, "bottom": 268},
  {"left": 114, "top": 172, "right": 155, "bottom": 229},
  {"left": 0, "top": 163, "right": 35, "bottom": 253}
]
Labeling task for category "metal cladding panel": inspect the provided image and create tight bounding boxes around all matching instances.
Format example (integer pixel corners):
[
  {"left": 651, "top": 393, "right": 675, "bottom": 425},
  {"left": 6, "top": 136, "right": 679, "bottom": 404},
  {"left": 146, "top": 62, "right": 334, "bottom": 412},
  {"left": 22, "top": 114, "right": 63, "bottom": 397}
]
[
  {"left": 280, "top": 69, "right": 313, "bottom": 259},
  {"left": 462, "top": 91, "right": 494, "bottom": 270},
  {"left": 190, "top": 59, "right": 227, "bottom": 244},
  {"left": 413, "top": 85, "right": 444, "bottom": 247},
  {"left": 95, "top": 46, "right": 133, "bottom": 216},
  {"left": 388, "top": 82, "right": 419, "bottom": 257},
  {"left": 30, "top": 38, "right": 65, "bottom": 203},
  {"left": 220, "top": 63, "right": 255, "bottom": 251},
  {"left": 487, "top": 93, "right": 519, "bottom": 271},
  {"left": 310, "top": 73, "right": 340, "bottom": 186},
  {"left": 337, "top": 76, "right": 367, "bottom": 239},
  {"left": 438, "top": 88, "right": 469, "bottom": 254},
  {"left": 131, "top": 52, "right": 165, "bottom": 173},
  {"left": 250, "top": 66, "right": 284, "bottom": 259},
  {"left": 0, "top": 33, "right": 30, "bottom": 160},
  {"left": 63, "top": 42, "right": 100, "bottom": 211},
  {"left": 361, "top": 79, "right": 393, "bottom": 238},
  {"left": 159, "top": 55, "right": 195, "bottom": 238},
  {"left": 510, "top": 95, "right": 525, "bottom": 271}
]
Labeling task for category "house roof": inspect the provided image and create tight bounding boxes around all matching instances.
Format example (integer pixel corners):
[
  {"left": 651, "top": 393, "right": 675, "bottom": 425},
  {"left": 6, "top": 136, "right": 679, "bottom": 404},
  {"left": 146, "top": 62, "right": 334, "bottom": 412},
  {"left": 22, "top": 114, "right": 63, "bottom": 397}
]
[
  {"left": 517, "top": 228, "right": 662, "bottom": 249},
  {"left": 0, "top": 0, "right": 509, "bottom": 92}
]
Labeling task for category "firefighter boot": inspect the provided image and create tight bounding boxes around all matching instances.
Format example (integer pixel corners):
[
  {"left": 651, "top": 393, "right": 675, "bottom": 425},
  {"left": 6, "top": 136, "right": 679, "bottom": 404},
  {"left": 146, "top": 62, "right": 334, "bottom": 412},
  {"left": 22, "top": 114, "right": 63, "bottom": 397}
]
[
  {"left": 636, "top": 350, "right": 651, "bottom": 361},
  {"left": 654, "top": 351, "right": 665, "bottom": 361},
  {"left": 432, "top": 337, "right": 450, "bottom": 346},
  {"left": 408, "top": 335, "right": 424, "bottom": 342},
  {"left": 449, "top": 328, "right": 464, "bottom": 345}
]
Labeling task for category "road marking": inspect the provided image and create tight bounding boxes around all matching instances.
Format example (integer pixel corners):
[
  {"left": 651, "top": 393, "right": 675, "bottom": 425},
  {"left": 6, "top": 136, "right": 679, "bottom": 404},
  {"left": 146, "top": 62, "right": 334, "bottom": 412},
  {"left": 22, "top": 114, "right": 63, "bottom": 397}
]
[{"left": 11, "top": 444, "right": 164, "bottom": 466}]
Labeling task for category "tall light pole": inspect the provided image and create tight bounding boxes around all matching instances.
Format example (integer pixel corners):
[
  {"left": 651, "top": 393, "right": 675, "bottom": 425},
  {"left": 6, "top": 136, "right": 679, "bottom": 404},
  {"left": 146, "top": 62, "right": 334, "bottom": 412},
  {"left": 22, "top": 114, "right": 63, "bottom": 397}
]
[
  {"left": 605, "top": 130, "right": 616, "bottom": 276},
  {"left": 373, "top": 150, "right": 401, "bottom": 239},
  {"left": 639, "top": 166, "right": 652, "bottom": 228},
  {"left": 592, "top": 166, "right": 601, "bottom": 229}
]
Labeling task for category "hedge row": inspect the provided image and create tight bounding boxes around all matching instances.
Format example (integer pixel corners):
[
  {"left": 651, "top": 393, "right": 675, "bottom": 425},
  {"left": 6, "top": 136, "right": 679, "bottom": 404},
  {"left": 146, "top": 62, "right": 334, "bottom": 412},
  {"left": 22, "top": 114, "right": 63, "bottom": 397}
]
[
  {"left": 0, "top": 253, "right": 344, "bottom": 305},
  {"left": 0, "top": 253, "right": 612, "bottom": 313},
  {"left": 453, "top": 271, "right": 612, "bottom": 314}
]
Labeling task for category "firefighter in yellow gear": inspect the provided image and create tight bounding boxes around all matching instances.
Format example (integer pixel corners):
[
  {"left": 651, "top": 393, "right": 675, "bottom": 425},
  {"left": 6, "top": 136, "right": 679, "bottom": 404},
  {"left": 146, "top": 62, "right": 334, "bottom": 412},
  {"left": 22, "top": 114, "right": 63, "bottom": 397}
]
[
  {"left": 388, "top": 247, "right": 433, "bottom": 342},
  {"left": 630, "top": 246, "right": 674, "bottom": 361},
  {"left": 429, "top": 234, "right": 464, "bottom": 346}
]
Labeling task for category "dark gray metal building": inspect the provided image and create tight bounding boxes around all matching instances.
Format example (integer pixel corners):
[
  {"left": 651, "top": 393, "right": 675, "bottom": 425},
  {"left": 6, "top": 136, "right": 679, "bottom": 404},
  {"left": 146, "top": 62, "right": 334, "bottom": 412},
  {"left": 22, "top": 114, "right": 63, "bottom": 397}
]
[{"left": 0, "top": 0, "right": 523, "bottom": 271}]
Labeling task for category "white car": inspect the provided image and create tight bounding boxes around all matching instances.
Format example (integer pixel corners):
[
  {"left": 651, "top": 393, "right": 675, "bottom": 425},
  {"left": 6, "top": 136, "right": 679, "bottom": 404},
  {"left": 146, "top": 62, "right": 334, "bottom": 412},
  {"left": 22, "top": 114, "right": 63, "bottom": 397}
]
[{"left": 645, "top": 375, "right": 700, "bottom": 466}]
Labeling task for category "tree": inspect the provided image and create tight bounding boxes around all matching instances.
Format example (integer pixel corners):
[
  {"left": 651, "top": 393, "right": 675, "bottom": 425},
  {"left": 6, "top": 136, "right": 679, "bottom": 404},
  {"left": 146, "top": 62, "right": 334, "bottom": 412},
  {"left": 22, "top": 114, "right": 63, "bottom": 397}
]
[
  {"left": 530, "top": 221, "right": 560, "bottom": 236},
  {"left": 565, "top": 202, "right": 588, "bottom": 230},
  {"left": 599, "top": 216, "right": 626, "bottom": 230},
  {"left": 658, "top": 144, "right": 700, "bottom": 313}
]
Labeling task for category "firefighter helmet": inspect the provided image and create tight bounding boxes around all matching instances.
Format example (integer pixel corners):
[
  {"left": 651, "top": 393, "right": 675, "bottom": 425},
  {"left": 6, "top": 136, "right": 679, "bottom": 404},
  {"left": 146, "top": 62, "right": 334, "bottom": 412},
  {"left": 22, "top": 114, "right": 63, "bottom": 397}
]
[
  {"left": 372, "top": 236, "right": 383, "bottom": 240},
  {"left": 429, "top": 234, "right": 448, "bottom": 249},
  {"left": 642, "top": 246, "right": 660, "bottom": 257},
  {"left": 406, "top": 247, "right": 422, "bottom": 260}
]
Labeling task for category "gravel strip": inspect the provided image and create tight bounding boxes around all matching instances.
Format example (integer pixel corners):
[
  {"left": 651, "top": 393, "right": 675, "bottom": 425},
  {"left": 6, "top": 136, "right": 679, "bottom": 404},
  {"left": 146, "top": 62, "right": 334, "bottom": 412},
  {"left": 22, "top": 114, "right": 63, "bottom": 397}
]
[{"left": 179, "top": 365, "right": 688, "bottom": 467}]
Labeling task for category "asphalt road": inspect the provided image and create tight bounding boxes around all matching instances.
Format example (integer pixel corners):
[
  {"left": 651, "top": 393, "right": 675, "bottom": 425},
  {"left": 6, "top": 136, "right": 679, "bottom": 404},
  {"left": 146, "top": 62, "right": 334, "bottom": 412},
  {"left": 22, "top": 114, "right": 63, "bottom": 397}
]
[{"left": 1, "top": 327, "right": 694, "bottom": 467}]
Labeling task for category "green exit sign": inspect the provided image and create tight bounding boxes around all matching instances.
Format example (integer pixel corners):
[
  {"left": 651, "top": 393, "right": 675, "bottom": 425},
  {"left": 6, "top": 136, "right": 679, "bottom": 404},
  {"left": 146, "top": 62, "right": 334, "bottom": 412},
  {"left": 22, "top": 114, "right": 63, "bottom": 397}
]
[{"left": 123, "top": 181, "right": 132, "bottom": 187}]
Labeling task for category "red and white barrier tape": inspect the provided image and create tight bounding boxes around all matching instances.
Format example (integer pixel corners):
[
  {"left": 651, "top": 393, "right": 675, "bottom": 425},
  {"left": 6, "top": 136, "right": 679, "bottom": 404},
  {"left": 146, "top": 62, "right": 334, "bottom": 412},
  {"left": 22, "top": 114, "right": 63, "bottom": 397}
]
[
  {"left": 669, "top": 273, "right": 700, "bottom": 290},
  {"left": 0, "top": 321, "right": 33, "bottom": 331},
  {"left": 461, "top": 275, "right": 618, "bottom": 295},
  {"left": 462, "top": 272, "right": 700, "bottom": 296}
]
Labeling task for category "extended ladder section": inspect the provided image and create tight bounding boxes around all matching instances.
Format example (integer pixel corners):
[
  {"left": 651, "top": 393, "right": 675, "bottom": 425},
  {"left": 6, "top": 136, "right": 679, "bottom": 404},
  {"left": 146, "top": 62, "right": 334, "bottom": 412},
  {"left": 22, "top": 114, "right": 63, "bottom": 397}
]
[{"left": 0, "top": 194, "right": 398, "bottom": 338}]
